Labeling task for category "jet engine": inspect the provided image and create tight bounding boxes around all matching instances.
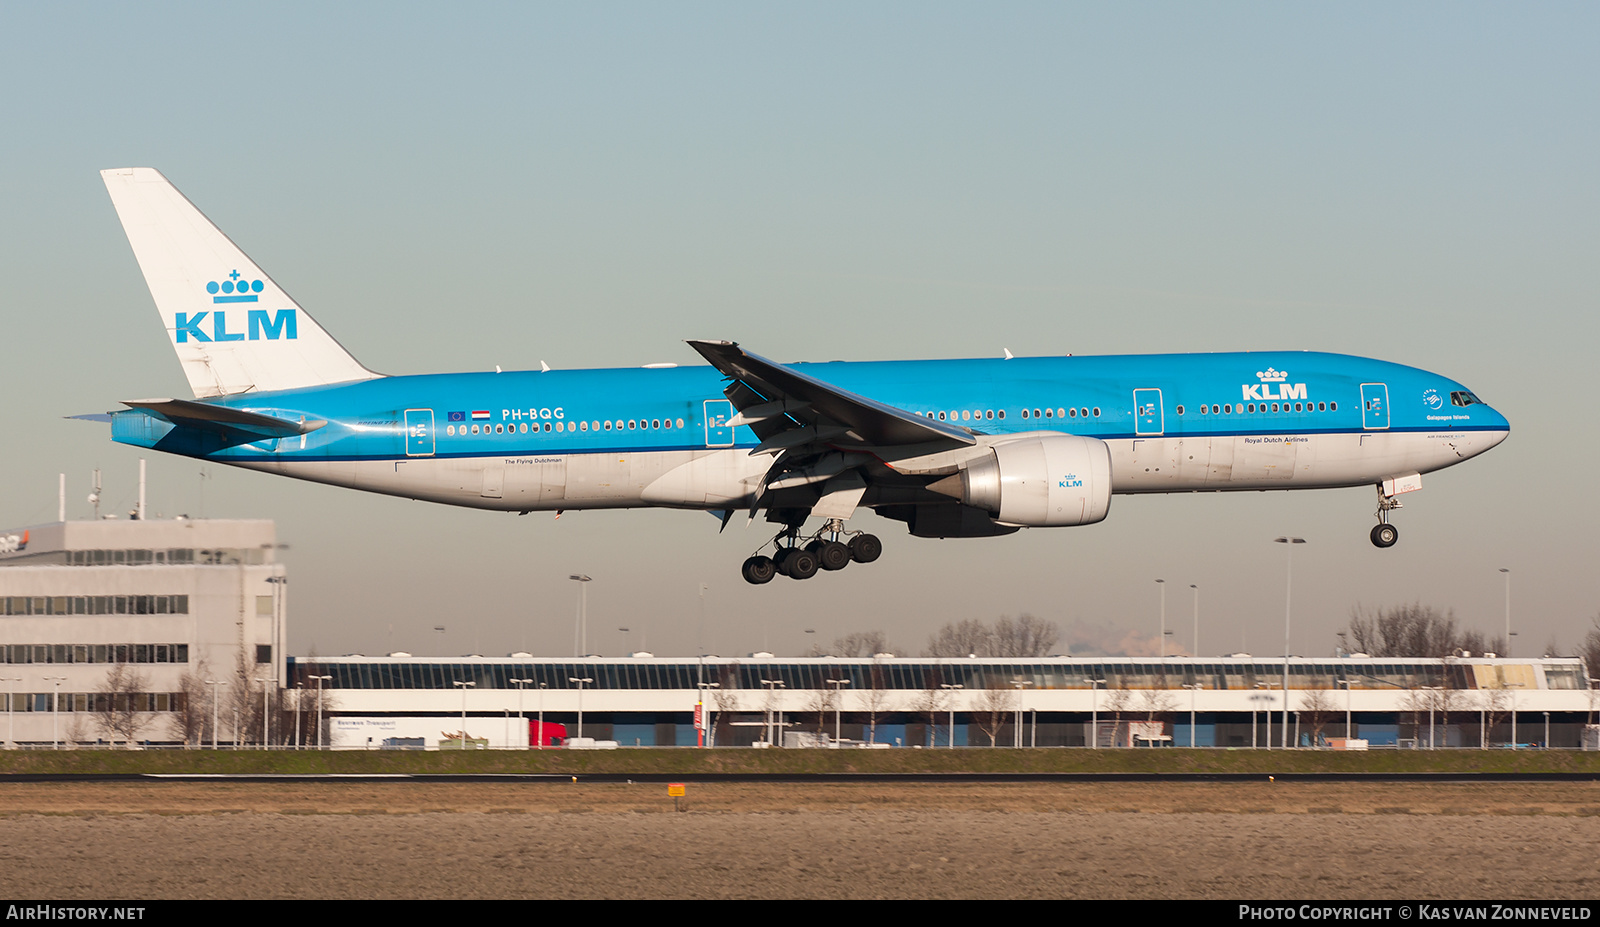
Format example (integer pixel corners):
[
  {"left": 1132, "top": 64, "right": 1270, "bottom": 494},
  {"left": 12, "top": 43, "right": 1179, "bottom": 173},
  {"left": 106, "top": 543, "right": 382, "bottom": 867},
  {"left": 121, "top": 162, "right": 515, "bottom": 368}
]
[{"left": 933, "top": 434, "right": 1113, "bottom": 527}]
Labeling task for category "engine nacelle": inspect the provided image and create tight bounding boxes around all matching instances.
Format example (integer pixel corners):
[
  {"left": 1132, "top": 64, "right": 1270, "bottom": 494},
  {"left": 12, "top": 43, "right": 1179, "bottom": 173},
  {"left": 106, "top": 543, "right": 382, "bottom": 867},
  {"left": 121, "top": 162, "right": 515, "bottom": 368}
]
[{"left": 956, "top": 434, "right": 1112, "bottom": 527}]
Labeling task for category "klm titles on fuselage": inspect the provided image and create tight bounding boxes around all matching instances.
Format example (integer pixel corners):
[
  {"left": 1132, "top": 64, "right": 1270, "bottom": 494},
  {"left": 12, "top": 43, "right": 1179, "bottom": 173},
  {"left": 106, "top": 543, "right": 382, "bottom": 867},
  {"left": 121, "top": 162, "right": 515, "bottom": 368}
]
[{"left": 1241, "top": 367, "right": 1307, "bottom": 403}]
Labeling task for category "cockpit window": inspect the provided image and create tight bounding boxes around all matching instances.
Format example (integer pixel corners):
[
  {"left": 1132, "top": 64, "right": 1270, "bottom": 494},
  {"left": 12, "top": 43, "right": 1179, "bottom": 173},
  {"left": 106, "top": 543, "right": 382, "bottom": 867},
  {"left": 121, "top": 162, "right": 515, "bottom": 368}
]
[{"left": 1451, "top": 390, "right": 1482, "bottom": 407}]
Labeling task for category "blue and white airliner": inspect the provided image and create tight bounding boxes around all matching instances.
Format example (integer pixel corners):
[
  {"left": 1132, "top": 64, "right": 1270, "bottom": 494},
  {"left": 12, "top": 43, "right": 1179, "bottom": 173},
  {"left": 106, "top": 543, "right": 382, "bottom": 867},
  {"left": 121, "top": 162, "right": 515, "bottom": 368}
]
[{"left": 95, "top": 168, "right": 1509, "bottom": 584}]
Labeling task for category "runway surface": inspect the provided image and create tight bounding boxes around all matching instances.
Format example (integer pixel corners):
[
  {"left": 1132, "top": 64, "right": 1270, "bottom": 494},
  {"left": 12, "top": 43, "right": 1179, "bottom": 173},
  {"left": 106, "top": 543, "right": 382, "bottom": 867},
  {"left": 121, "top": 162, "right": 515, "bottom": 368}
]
[{"left": 2, "top": 780, "right": 1597, "bottom": 899}]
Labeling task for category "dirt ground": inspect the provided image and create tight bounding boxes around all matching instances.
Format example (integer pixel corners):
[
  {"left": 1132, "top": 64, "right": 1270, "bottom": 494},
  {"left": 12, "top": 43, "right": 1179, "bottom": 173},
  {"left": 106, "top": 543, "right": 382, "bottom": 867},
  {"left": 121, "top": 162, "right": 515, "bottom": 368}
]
[{"left": 1, "top": 780, "right": 1597, "bottom": 899}]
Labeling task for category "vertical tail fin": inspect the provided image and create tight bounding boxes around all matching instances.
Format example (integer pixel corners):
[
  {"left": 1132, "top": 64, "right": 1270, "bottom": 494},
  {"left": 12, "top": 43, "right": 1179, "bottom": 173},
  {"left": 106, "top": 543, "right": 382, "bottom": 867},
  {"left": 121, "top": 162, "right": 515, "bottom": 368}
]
[{"left": 101, "top": 168, "right": 380, "bottom": 398}]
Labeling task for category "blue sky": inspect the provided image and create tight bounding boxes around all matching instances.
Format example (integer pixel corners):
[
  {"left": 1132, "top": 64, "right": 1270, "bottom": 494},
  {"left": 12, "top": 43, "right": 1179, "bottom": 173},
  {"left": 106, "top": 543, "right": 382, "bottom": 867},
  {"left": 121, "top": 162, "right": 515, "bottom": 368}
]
[{"left": 2, "top": 3, "right": 1596, "bottom": 659}]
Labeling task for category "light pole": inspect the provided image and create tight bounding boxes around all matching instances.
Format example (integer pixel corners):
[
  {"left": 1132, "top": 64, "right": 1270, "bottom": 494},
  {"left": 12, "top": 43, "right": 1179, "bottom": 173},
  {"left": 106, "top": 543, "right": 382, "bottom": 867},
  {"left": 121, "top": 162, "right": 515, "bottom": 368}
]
[
  {"left": 1274, "top": 537, "right": 1306, "bottom": 748},
  {"left": 827, "top": 678, "right": 850, "bottom": 745},
  {"left": 1182, "top": 683, "right": 1202, "bottom": 747},
  {"left": 454, "top": 680, "right": 475, "bottom": 749},
  {"left": 1011, "top": 680, "right": 1031, "bottom": 748},
  {"left": 1420, "top": 685, "right": 1442, "bottom": 749},
  {"left": 1251, "top": 683, "right": 1274, "bottom": 749},
  {"left": 538, "top": 681, "right": 548, "bottom": 748},
  {"left": 511, "top": 678, "right": 534, "bottom": 748},
  {"left": 1499, "top": 568, "right": 1512, "bottom": 656},
  {"left": 207, "top": 679, "right": 224, "bottom": 750},
  {"left": 1190, "top": 584, "right": 1200, "bottom": 657},
  {"left": 1508, "top": 682, "right": 1524, "bottom": 749},
  {"left": 44, "top": 677, "right": 65, "bottom": 749},
  {"left": 569, "top": 676, "right": 593, "bottom": 741},
  {"left": 569, "top": 574, "right": 592, "bottom": 656},
  {"left": 1338, "top": 678, "right": 1354, "bottom": 742},
  {"left": 1, "top": 676, "right": 17, "bottom": 748},
  {"left": 1090, "top": 678, "right": 1106, "bottom": 749},
  {"left": 309, "top": 674, "right": 331, "bottom": 749},
  {"left": 760, "top": 679, "right": 785, "bottom": 746},
  {"left": 1155, "top": 579, "right": 1166, "bottom": 658},
  {"left": 941, "top": 683, "right": 963, "bottom": 749},
  {"left": 256, "top": 675, "right": 275, "bottom": 748},
  {"left": 265, "top": 575, "right": 287, "bottom": 704}
]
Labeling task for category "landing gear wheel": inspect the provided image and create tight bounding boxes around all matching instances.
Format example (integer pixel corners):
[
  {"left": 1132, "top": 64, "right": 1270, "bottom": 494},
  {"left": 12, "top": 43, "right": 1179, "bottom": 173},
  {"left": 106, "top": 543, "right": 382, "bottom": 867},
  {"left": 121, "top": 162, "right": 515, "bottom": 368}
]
[
  {"left": 1370, "top": 524, "right": 1399, "bottom": 548},
  {"left": 818, "top": 540, "right": 852, "bottom": 571},
  {"left": 786, "top": 549, "right": 819, "bottom": 580},
  {"left": 849, "top": 534, "right": 883, "bottom": 564},
  {"left": 741, "top": 555, "right": 777, "bottom": 585},
  {"left": 773, "top": 547, "right": 795, "bottom": 576}
]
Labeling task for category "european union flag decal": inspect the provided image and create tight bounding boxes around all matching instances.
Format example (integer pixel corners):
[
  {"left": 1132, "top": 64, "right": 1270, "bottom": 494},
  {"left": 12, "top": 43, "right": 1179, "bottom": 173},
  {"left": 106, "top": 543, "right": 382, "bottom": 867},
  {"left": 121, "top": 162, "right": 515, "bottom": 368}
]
[{"left": 447, "top": 411, "right": 465, "bottom": 422}]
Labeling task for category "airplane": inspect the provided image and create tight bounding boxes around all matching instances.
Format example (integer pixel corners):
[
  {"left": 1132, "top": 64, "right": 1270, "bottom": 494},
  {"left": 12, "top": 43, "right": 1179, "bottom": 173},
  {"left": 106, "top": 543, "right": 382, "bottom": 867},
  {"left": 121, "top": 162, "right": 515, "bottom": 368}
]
[{"left": 94, "top": 168, "right": 1510, "bottom": 585}]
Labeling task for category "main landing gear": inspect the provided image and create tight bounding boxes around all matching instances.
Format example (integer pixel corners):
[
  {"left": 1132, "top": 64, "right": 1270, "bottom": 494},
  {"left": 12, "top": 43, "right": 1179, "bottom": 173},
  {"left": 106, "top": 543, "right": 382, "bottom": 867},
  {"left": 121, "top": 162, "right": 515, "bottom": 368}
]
[
  {"left": 1370, "top": 484, "right": 1401, "bottom": 549},
  {"left": 740, "top": 520, "right": 882, "bottom": 584}
]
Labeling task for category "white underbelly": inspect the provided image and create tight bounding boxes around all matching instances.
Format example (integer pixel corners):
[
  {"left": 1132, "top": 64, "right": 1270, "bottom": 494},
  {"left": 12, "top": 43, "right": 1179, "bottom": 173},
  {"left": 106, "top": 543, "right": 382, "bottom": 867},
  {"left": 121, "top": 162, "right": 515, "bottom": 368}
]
[
  {"left": 244, "top": 448, "right": 763, "bottom": 512},
  {"left": 1109, "top": 430, "right": 1502, "bottom": 493}
]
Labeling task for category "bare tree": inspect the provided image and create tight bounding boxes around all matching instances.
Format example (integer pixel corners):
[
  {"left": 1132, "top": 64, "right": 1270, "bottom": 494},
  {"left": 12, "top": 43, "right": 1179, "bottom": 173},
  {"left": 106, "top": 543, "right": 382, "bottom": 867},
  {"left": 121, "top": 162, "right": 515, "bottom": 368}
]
[
  {"left": 1099, "top": 684, "right": 1132, "bottom": 747},
  {"left": 803, "top": 682, "right": 838, "bottom": 742},
  {"left": 972, "top": 682, "right": 1016, "bottom": 747},
  {"left": 1580, "top": 614, "right": 1600, "bottom": 683},
  {"left": 95, "top": 662, "right": 152, "bottom": 747},
  {"left": 1299, "top": 689, "right": 1338, "bottom": 747},
  {"left": 707, "top": 662, "right": 743, "bottom": 747},
  {"left": 171, "top": 658, "right": 214, "bottom": 746},
  {"left": 861, "top": 658, "right": 893, "bottom": 745},
  {"left": 1458, "top": 628, "right": 1508, "bottom": 657},
  {"left": 925, "top": 618, "right": 993, "bottom": 658},
  {"left": 1346, "top": 603, "right": 1500, "bottom": 658},
  {"left": 808, "top": 631, "right": 894, "bottom": 658},
  {"left": 1134, "top": 689, "right": 1178, "bottom": 745},
  {"left": 992, "top": 615, "right": 1060, "bottom": 658},
  {"left": 925, "top": 615, "right": 1059, "bottom": 658},
  {"left": 1480, "top": 681, "right": 1512, "bottom": 749},
  {"left": 909, "top": 672, "right": 952, "bottom": 748}
]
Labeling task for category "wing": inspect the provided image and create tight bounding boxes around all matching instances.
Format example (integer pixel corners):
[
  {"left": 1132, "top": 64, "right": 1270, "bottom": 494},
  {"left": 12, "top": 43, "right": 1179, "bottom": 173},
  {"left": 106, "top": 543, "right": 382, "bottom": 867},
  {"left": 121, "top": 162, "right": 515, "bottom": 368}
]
[{"left": 687, "top": 340, "right": 977, "bottom": 523}]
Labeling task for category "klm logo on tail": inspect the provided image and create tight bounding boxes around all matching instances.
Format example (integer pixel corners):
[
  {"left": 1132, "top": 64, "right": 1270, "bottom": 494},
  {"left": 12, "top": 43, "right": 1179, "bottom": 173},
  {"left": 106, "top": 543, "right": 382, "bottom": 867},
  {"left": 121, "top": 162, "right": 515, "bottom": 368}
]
[
  {"left": 207, "top": 270, "right": 263, "bottom": 303},
  {"left": 178, "top": 273, "right": 297, "bottom": 342},
  {"left": 175, "top": 309, "right": 297, "bottom": 343}
]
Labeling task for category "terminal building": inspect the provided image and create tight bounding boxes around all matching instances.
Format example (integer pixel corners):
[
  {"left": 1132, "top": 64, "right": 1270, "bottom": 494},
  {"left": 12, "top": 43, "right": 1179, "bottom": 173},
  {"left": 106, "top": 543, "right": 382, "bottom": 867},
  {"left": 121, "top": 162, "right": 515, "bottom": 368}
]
[
  {"left": 4, "top": 514, "right": 1595, "bottom": 749},
  {"left": 301, "top": 652, "right": 1597, "bottom": 749},
  {"left": 1, "top": 517, "right": 285, "bottom": 746}
]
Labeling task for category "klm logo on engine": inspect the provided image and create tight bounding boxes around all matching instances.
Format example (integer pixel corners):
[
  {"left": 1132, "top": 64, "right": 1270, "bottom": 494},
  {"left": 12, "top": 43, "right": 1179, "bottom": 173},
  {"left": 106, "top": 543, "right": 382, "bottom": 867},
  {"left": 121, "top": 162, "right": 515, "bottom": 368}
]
[
  {"left": 1058, "top": 473, "right": 1083, "bottom": 489},
  {"left": 1241, "top": 367, "right": 1307, "bottom": 402},
  {"left": 174, "top": 309, "right": 297, "bottom": 343}
]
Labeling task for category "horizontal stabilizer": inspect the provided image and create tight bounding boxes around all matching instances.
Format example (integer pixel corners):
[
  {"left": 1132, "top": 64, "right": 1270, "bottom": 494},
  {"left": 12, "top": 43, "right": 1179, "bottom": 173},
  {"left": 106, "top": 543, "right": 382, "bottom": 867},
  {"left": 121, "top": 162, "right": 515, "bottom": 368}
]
[
  {"left": 122, "top": 398, "right": 325, "bottom": 440},
  {"left": 65, "top": 413, "right": 114, "bottom": 423}
]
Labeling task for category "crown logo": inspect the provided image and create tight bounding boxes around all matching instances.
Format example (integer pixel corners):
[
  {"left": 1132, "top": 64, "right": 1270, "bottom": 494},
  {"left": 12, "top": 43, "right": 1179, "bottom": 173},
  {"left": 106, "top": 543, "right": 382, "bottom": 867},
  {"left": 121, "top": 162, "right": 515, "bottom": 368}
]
[
  {"left": 205, "top": 269, "right": 263, "bottom": 303},
  {"left": 1256, "top": 368, "right": 1288, "bottom": 382}
]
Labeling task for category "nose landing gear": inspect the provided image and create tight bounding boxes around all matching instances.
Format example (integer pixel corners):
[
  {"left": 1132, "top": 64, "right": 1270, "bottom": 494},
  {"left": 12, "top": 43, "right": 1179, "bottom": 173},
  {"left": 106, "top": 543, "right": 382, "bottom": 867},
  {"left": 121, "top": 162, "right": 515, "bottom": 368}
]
[{"left": 1371, "top": 484, "right": 1402, "bottom": 548}]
